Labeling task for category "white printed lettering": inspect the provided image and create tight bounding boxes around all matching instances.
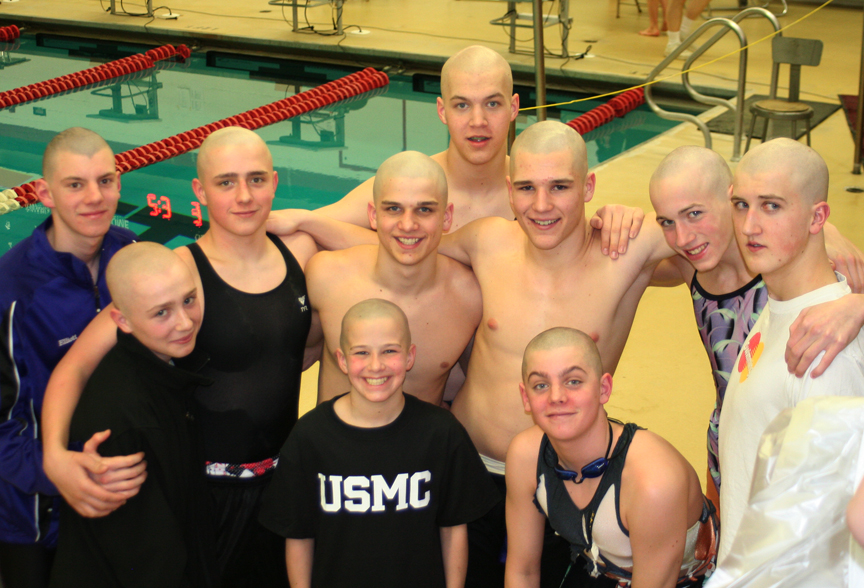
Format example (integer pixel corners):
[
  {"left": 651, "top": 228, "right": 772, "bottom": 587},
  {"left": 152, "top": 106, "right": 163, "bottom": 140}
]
[
  {"left": 343, "top": 476, "right": 370, "bottom": 512},
  {"left": 319, "top": 473, "right": 342, "bottom": 512},
  {"left": 371, "top": 474, "right": 408, "bottom": 512},
  {"left": 410, "top": 471, "right": 431, "bottom": 508}
]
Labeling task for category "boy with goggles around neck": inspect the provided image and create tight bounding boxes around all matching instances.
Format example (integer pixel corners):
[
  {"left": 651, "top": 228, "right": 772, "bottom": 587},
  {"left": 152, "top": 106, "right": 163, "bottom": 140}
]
[{"left": 505, "top": 327, "right": 717, "bottom": 588}]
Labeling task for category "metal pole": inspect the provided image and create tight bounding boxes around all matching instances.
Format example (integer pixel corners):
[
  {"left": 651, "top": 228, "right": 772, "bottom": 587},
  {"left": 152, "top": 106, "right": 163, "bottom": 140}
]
[
  {"left": 533, "top": 0, "right": 547, "bottom": 122},
  {"left": 854, "top": 7, "right": 864, "bottom": 173}
]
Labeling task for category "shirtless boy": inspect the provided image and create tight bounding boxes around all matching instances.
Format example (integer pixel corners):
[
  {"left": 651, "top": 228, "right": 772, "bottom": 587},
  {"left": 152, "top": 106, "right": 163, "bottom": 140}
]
[
  {"left": 307, "top": 151, "right": 481, "bottom": 405},
  {"left": 271, "top": 45, "right": 639, "bottom": 255},
  {"left": 506, "top": 327, "right": 716, "bottom": 588},
  {"left": 435, "top": 120, "right": 679, "bottom": 585},
  {"left": 648, "top": 146, "right": 864, "bottom": 509},
  {"left": 313, "top": 45, "right": 518, "bottom": 231},
  {"left": 41, "top": 127, "right": 318, "bottom": 588}
]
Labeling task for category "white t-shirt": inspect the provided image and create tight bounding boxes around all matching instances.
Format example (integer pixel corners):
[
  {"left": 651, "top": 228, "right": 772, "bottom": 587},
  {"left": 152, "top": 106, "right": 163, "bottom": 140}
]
[{"left": 717, "top": 274, "right": 864, "bottom": 563}]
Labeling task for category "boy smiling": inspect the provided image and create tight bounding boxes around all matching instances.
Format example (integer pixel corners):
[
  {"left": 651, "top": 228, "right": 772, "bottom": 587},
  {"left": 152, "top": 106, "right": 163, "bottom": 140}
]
[{"left": 259, "top": 299, "right": 497, "bottom": 588}]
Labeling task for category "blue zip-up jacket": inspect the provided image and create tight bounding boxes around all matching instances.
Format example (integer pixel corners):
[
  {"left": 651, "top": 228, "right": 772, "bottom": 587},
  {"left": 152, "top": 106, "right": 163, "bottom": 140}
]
[{"left": 0, "top": 217, "right": 136, "bottom": 546}]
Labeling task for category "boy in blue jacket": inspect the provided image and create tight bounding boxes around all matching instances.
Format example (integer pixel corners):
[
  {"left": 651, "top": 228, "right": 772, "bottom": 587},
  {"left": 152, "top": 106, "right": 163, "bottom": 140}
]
[{"left": 0, "top": 128, "right": 137, "bottom": 588}]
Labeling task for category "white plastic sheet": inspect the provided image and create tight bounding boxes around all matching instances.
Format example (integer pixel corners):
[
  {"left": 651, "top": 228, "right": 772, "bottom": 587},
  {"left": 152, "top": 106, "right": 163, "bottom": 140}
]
[{"left": 706, "top": 396, "right": 864, "bottom": 588}]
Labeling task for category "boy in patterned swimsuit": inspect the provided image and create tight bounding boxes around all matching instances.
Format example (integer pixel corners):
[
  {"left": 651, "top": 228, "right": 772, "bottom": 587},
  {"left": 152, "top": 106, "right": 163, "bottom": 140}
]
[
  {"left": 506, "top": 327, "right": 717, "bottom": 588},
  {"left": 648, "top": 145, "right": 864, "bottom": 509}
]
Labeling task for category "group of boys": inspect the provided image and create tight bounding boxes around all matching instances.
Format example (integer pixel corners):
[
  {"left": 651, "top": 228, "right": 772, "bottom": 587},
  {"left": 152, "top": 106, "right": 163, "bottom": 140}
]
[{"left": 2, "top": 43, "right": 864, "bottom": 588}]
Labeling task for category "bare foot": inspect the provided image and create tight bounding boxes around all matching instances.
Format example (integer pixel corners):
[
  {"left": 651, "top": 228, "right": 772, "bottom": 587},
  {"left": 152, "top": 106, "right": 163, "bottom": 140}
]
[{"left": 639, "top": 26, "right": 661, "bottom": 36}]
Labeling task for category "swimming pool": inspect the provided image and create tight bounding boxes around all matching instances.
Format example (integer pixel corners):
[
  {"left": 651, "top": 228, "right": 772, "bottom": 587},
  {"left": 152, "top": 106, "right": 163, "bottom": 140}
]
[{"left": 0, "top": 33, "right": 681, "bottom": 251}]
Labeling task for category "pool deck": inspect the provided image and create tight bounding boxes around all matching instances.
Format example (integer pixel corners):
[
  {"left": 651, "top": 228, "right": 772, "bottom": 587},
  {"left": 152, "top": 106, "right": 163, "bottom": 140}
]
[{"left": 2, "top": 0, "right": 863, "bottom": 484}]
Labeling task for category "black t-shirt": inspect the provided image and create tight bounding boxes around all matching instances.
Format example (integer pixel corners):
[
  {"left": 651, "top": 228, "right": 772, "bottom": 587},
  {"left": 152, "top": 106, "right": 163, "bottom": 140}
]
[{"left": 258, "top": 393, "right": 499, "bottom": 588}]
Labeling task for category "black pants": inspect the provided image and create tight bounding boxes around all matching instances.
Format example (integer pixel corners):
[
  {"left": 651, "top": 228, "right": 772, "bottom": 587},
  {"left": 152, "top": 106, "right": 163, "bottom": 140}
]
[
  {"left": 208, "top": 474, "right": 289, "bottom": 588},
  {"left": 0, "top": 541, "right": 55, "bottom": 588},
  {"left": 465, "top": 472, "right": 616, "bottom": 588}
]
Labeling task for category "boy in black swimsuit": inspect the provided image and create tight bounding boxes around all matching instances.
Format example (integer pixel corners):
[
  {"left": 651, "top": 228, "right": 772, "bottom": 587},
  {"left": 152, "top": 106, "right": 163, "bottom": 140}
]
[{"left": 505, "top": 327, "right": 717, "bottom": 588}]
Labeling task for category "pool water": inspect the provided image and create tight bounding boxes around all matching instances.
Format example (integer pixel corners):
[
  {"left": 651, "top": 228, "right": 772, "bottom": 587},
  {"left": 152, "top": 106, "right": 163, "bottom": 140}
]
[{"left": 0, "top": 34, "right": 681, "bottom": 251}]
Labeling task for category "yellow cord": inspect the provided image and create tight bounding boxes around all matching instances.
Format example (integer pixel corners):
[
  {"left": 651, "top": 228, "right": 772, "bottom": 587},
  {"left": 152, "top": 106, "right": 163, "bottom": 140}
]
[{"left": 519, "top": 0, "right": 835, "bottom": 112}]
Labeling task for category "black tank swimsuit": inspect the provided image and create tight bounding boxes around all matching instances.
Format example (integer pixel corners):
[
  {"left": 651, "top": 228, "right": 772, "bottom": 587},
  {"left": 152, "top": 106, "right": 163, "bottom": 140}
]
[{"left": 184, "top": 233, "right": 311, "bottom": 469}]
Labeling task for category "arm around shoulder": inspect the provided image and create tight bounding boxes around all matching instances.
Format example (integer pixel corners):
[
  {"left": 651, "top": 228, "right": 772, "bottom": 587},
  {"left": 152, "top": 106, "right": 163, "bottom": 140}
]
[
  {"left": 315, "top": 176, "right": 375, "bottom": 228},
  {"left": 439, "top": 217, "right": 504, "bottom": 268},
  {"left": 42, "top": 309, "right": 145, "bottom": 518}
]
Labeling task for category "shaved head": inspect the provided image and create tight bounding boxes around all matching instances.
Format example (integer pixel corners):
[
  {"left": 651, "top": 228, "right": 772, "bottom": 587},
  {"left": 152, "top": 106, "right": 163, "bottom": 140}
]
[
  {"left": 372, "top": 151, "right": 448, "bottom": 205},
  {"left": 441, "top": 45, "right": 513, "bottom": 99},
  {"left": 43, "top": 128, "right": 113, "bottom": 181},
  {"left": 736, "top": 138, "right": 828, "bottom": 204},
  {"left": 522, "top": 327, "right": 602, "bottom": 380},
  {"left": 107, "top": 242, "right": 188, "bottom": 313},
  {"left": 650, "top": 146, "right": 732, "bottom": 202},
  {"left": 510, "top": 121, "right": 588, "bottom": 180},
  {"left": 197, "top": 127, "right": 271, "bottom": 178},
  {"left": 340, "top": 298, "right": 412, "bottom": 352}
]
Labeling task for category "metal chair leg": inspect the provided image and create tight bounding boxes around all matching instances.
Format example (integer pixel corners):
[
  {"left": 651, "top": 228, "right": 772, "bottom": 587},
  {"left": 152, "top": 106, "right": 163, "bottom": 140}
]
[
  {"left": 805, "top": 117, "right": 811, "bottom": 146},
  {"left": 746, "top": 113, "right": 758, "bottom": 153},
  {"left": 761, "top": 117, "right": 770, "bottom": 143}
]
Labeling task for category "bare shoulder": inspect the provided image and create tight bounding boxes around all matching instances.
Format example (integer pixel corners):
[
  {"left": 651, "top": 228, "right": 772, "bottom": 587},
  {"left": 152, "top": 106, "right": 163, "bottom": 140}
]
[
  {"left": 306, "top": 245, "right": 375, "bottom": 280},
  {"left": 507, "top": 425, "right": 544, "bottom": 472},
  {"left": 438, "top": 254, "right": 480, "bottom": 291},
  {"left": 597, "top": 214, "right": 674, "bottom": 270},
  {"left": 623, "top": 429, "right": 692, "bottom": 493},
  {"left": 468, "top": 216, "right": 520, "bottom": 250},
  {"left": 280, "top": 231, "right": 318, "bottom": 270}
]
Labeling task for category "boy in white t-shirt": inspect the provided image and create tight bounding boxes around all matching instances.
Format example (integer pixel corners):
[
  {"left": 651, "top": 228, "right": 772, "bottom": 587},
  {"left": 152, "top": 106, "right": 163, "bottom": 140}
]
[{"left": 716, "top": 138, "right": 864, "bottom": 568}]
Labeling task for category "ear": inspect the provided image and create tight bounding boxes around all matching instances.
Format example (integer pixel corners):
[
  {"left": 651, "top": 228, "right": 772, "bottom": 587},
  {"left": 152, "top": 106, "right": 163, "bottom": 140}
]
[
  {"left": 598, "top": 373, "right": 613, "bottom": 405},
  {"left": 115, "top": 171, "right": 122, "bottom": 193},
  {"left": 436, "top": 97, "right": 447, "bottom": 125},
  {"left": 110, "top": 307, "right": 133, "bottom": 334},
  {"left": 368, "top": 201, "right": 378, "bottom": 231},
  {"left": 509, "top": 92, "right": 520, "bottom": 122},
  {"left": 519, "top": 382, "right": 532, "bottom": 414},
  {"left": 583, "top": 172, "right": 596, "bottom": 204},
  {"left": 335, "top": 348, "right": 349, "bottom": 375},
  {"left": 272, "top": 170, "right": 279, "bottom": 192},
  {"left": 406, "top": 344, "right": 417, "bottom": 371},
  {"left": 726, "top": 183, "right": 733, "bottom": 201},
  {"left": 441, "top": 202, "right": 454, "bottom": 233},
  {"left": 810, "top": 201, "right": 830, "bottom": 234},
  {"left": 507, "top": 175, "right": 517, "bottom": 216},
  {"left": 192, "top": 178, "right": 207, "bottom": 206},
  {"left": 34, "top": 179, "right": 54, "bottom": 209}
]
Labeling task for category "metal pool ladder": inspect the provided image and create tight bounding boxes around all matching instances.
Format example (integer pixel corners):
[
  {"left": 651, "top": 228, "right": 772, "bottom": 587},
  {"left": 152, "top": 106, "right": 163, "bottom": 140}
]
[{"left": 642, "top": 7, "right": 782, "bottom": 161}]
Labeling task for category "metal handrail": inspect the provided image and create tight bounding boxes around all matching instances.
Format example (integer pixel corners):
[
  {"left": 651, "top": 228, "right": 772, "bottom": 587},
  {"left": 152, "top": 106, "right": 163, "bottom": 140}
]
[
  {"left": 644, "top": 18, "right": 747, "bottom": 156},
  {"left": 681, "top": 7, "right": 782, "bottom": 158}
]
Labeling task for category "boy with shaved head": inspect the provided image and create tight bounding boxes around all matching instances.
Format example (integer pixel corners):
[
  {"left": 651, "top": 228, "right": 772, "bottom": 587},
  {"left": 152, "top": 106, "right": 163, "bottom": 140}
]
[
  {"left": 305, "top": 150, "right": 481, "bottom": 405},
  {"left": 50, "top": 243, "right": 214, "bottom": 588},
  {"left": 648, "top": 145, "right": 864, "bottom": 510},
  {"left": 506, "top": 327, "right": 717, "bottom": 588},
  {"left": 435, "top": 120, "right": 679, "bottom": 585},
  {"left": 311, "top": 45, "right": 519, "bottom": 231},
  {"left": 259, "top": 298, "right": 497, "bottom": 588},
  {"left": 0, "top": 128, "right": 137, "bottom": 588},
  {"left": 41, "top": 127, "right": 318, "bottom": 587},
  {"left": 715, "top": 138, "right": 864, "bottom": 564}
]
